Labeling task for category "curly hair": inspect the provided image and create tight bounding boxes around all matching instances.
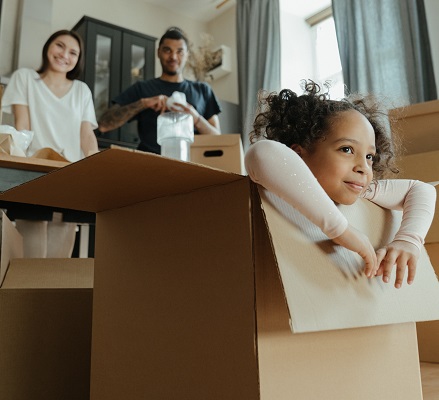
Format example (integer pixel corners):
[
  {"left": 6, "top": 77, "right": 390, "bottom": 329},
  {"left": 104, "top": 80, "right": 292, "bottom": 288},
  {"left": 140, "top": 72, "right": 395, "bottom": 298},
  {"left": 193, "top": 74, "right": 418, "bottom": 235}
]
[{"left": 250, "top": 81, "right": 399, "bottom": 179}]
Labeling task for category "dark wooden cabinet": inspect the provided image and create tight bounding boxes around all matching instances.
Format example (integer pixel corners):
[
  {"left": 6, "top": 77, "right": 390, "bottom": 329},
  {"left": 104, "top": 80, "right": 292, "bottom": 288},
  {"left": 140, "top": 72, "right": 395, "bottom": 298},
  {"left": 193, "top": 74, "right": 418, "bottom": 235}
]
[{"left": 73, "top": 16, "right": 156, "bottom": 149}]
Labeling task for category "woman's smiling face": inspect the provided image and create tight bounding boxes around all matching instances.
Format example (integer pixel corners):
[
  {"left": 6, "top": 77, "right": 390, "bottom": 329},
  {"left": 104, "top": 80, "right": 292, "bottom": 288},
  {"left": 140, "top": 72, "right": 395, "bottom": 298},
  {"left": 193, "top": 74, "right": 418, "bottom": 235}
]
[
  {"left": 298, "top": 109, "right": 376, "bottom": 205},
  {"left": 46, "top": 34, "right": 80, "bottom": 74}
]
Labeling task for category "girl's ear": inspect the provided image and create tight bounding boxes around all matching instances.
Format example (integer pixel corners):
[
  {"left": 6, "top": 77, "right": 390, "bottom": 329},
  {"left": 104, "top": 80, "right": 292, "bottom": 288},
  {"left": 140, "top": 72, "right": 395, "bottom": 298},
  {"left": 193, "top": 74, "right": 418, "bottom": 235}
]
[{"left": 290, "top": 144, "right": 304, "bottom": 157}]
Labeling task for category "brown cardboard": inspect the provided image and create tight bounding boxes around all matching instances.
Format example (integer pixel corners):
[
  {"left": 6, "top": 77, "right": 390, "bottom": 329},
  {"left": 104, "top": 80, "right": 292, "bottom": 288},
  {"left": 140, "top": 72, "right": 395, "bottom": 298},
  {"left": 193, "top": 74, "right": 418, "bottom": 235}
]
[
  {"left": 394, "top": 151, "right": 439, "bottom": 243},
  {"left": 394, "top": 151, "right": 439, "bottom": 363},
  {"left": 190, "top": 133, "right": 245, "bottom": 174},
  {"left": 0, "top": 211, "right": 23, "bottom": 285},
  {"left": 0, "top": 258, "right": 93, "bottom": 400},
  {"left": 258, "top": 187, "right": 439, "bottom": 332},
  {"left": 1, "top": 148, "right": 438, "bottom": 399},
  {"left": 0, "top": 258, "right": 94, "bottom": 400},
  {"left": 390, "top": 99, "right": 439, "bottom": 155},
  {"left": 253, "top": 197, "right": 423, "bottom": 398},
  {"left": 417, "top": 242, "right": 439, "bottom": 363}
]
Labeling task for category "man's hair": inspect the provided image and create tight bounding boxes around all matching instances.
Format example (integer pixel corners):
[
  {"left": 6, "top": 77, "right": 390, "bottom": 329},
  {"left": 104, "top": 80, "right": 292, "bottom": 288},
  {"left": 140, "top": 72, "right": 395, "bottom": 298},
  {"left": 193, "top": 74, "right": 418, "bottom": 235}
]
[{"left": 158, "top": 27, "right": 189, "bottom": 48}]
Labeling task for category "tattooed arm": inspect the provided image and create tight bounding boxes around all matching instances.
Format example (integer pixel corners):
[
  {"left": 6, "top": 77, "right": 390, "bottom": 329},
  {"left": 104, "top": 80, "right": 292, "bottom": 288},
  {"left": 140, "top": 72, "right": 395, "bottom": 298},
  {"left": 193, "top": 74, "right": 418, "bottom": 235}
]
[{"left": 98, "top": 95, "right": 168, "bottom": 133}]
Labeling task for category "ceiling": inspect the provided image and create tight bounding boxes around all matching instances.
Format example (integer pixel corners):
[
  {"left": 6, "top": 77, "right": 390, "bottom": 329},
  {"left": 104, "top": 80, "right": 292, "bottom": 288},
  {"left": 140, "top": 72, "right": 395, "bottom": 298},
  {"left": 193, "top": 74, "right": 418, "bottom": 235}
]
[{"left": 142, "top": 0, "right": 331, "bottom": 22}]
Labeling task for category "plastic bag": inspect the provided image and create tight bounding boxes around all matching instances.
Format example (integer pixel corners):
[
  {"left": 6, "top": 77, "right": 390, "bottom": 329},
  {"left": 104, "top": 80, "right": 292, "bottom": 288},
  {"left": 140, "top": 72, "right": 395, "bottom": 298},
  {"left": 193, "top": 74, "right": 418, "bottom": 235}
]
[{"left": 0, "top": 125, "right": 34, "bottom": 156}]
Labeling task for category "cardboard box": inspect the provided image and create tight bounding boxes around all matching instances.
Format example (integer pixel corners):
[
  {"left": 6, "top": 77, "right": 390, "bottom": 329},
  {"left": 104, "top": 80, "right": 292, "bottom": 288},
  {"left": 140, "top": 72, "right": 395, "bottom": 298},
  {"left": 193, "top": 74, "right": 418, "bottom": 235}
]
[
  {"left": 190, "top": 133, "right": 245, "bottom": 174},
  {"left": 1, "top": 149, "right": 439, "bottom": 399},
  {"left": 390, "top": 99, "right": 439, "bottom": 155},
  {"left": 417, "top": 243, "right": 439, "bottom": 363},
  {"left": 393, "top": 152, "right": 439, "bottom": 363},
  {"left": 396, "top": 150, "right": 439, "bottom": 243},
  {"left": 0, "top": 212, "right": 94, "bottom": 400}
]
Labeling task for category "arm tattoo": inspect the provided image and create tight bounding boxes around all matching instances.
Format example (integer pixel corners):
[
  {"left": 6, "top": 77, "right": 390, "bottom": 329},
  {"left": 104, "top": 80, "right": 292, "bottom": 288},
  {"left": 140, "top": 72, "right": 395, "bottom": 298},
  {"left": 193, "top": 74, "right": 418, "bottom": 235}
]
[{"left": 98, "top": 100, "right": 144, "bottom": 131}]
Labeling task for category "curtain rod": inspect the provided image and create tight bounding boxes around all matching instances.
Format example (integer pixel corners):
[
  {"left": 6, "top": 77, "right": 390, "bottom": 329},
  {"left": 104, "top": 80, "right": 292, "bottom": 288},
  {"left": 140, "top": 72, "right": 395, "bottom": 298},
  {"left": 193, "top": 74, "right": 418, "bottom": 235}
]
[{"left": 306, "top": 6, "right": 333, "bottom": 26}]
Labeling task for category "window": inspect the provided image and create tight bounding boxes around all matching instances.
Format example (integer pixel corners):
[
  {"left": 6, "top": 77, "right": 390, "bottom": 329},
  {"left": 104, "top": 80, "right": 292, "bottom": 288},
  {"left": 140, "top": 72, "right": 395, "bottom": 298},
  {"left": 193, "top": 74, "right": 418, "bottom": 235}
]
[
  {"left": 280, "top": 5, "right": 344, "bottom": 99},
  {"left": 310, "top": 15, "right": 345, "bottom": 99}
]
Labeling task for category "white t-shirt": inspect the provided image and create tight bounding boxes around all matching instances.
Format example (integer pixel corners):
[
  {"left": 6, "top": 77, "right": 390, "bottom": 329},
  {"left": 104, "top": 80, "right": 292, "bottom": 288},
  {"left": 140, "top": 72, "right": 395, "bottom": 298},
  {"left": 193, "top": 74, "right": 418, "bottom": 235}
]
[
  {"left": 245, "top": 139, "right": 437, "bottom": 250},
  {"left": 2, "top": 68, "right": 97, "bottom": 162}
]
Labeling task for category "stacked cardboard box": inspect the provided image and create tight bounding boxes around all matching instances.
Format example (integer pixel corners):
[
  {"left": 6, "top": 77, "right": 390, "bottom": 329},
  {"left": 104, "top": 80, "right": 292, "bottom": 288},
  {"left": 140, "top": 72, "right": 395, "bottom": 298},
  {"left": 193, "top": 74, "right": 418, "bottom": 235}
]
[
  {"left": 390, "top": 100, "right": 439, "bottom": 363},
  {"left": 190, "top": 133, "right": 246, "bottom": 174},
  {"left": 0, "top": 211, "right": 94, "bottom": 400},
  {"left": 1, "top": 149, "right": 439, "bottom": 399}
]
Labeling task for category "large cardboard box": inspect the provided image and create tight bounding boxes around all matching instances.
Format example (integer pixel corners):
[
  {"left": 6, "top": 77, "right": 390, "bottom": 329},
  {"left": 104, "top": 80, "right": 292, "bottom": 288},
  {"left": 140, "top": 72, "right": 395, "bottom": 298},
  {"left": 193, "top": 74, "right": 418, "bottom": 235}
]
[
  {"left": 1, "top": 149, "right": 439, "bottom": 399},
  {"left": 0, "top": 211, "right": 94, "bottom": 400},
  {"left": 190, "top": 133, "right": 245, "bottom": 174},
  {"left": 390, "top": 99, "right": 439, "bottom": 155},
  {"left": 395, "top": 151, "right": 439, "bottom": 363}
]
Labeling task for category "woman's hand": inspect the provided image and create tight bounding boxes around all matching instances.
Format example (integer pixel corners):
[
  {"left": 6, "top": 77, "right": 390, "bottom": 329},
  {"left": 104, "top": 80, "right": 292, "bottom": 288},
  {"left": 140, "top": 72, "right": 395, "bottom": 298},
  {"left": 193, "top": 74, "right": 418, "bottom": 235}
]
[
  {"left": 332, "top": 225, "right": 378, "bottom": 278},
  {"left": 375, "top": 240, "right": 420, "bottom": 288}
]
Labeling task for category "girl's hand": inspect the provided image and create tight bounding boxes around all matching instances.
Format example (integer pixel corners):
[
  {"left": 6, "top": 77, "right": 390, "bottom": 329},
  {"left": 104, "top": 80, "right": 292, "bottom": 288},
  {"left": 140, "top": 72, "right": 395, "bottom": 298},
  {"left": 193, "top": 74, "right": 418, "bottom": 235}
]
[
  {"left": 375, "top": 241, "right": 420, "bottom": 288},
  {"left": 332, "top": 225, "right": 378, "bottom": 278}
]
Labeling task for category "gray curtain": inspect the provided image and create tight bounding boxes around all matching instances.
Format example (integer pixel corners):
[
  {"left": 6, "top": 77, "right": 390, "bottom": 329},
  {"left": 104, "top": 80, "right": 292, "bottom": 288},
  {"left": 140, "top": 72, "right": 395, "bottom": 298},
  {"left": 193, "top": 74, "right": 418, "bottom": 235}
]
[
  {"left": 236, "top": 0, "right": 281, "bottom": 149},
  {"left": 332, "top": 0, "right": 437, "bottom": 106}
]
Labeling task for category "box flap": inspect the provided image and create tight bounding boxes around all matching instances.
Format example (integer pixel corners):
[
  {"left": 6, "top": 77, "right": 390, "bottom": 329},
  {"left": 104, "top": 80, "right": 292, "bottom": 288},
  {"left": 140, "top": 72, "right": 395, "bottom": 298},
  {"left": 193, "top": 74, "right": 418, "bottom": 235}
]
[
  {"left": 390, "top": 99, "right": 439, "bottom": 155},
  {"left": 0, "top": 211, "right": 23, "bottom": 285},
  {"left": 192, "top": 134, "right": 242, "bottom": 148},
  {"left": 1, "top": 258, "right": 94, "bottom": 289},
  {"left": 395, "top": 153, "right": 439, "bottom": 243},
  {"left": 257, "top": 186, "right": 439, "bottom": 333},
  {"left": 0, "top": 149, "right": 244, "bottom": 213}
]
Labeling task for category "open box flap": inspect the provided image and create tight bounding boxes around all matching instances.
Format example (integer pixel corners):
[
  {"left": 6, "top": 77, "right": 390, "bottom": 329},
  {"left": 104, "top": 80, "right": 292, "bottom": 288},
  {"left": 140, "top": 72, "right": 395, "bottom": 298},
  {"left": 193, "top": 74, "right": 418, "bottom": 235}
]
[
  {"left": 0, "top": 211, "right": 23, "bottom": 286},
  {"left": 257, "top": 185, "right": 439, "bottom": 333},
  {"left": 2, "top": 258, "right": 94, "bottom": 289},
  {"left": 0, "top": 149, "right": 244, "bottom": 213}
]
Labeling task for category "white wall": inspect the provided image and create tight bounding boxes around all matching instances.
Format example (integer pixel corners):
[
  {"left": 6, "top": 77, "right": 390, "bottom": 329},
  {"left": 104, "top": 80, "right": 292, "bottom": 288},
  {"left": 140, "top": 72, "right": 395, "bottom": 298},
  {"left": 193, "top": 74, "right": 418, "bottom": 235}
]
[
  {"left": 207, "top": 5, "right": 238, "bottom": 104},
  {"left": 0, "top": 0, "right": 21, "bottom": 77},
  {"left": 280, "top": 12, "right": 314, "bottom": 94}
]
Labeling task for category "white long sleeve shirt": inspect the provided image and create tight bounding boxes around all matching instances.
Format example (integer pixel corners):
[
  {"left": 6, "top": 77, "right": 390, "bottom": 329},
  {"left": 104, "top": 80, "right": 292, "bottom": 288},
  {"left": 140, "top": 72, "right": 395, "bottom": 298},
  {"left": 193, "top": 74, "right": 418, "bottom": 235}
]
[{"left": 245, "top": 140, "right": 436, "bottom": 250}]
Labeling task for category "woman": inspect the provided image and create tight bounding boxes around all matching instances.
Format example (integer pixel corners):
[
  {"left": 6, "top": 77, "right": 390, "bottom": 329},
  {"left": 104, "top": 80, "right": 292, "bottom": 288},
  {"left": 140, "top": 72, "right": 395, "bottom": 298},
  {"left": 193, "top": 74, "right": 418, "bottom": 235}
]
[{"left": 2, "top": 29, "right": 99, "bottom": 257}]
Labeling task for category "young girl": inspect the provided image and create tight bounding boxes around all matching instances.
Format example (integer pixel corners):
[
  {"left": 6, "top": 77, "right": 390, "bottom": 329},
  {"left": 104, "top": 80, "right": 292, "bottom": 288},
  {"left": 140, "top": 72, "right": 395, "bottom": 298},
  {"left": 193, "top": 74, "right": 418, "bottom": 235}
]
[
  {"left": 245, "top": 81, "right": 436, "bottom": 289},
  {"left": 2, "top": 29, "right": 99, "bottom": 257}
]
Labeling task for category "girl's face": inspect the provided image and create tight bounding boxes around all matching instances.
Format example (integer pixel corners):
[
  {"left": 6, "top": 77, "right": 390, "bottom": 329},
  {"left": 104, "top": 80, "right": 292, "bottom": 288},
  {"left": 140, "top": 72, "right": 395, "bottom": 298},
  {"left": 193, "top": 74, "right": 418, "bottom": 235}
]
[
  {"left": 298, "top": 109, "right": 376, "bottom": 205},
  {"left": 46, "top": 34, "right": 80, "bottom": 74}
]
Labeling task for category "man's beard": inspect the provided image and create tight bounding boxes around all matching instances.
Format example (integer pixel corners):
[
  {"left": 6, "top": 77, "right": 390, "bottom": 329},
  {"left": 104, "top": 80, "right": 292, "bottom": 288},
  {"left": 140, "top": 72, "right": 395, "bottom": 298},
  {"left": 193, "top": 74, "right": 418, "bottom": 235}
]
[{"left": 162, "top": 65, "right": 178, "bottom": 76}]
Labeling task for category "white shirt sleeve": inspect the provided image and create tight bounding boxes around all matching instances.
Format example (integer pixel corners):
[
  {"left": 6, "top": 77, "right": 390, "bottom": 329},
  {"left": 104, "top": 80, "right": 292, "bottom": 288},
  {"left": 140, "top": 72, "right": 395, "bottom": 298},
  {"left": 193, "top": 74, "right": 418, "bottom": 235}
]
[
  {"left": 1, "top": 68, "right": 31, "bottom": 113},
  {"left": 362, "top": 180, "right": 437, "bottom": 249},
  {"left": 245, "top": 140, "right": 349, "bottom": 238}
]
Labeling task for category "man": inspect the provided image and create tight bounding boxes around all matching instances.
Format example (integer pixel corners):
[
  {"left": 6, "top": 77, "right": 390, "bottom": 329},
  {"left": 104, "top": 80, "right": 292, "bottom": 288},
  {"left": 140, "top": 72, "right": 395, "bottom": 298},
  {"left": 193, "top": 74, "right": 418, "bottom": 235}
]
[{"left": 98, "top": 27, "right": 221, "bottom": 154}]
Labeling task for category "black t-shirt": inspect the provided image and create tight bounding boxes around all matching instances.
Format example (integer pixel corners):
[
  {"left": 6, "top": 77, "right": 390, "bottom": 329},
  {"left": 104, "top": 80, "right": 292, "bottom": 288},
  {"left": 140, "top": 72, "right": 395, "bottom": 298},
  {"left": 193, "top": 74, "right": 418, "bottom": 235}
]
[{"left": 113, "top": 78, "right": 222, "bottom": 154}]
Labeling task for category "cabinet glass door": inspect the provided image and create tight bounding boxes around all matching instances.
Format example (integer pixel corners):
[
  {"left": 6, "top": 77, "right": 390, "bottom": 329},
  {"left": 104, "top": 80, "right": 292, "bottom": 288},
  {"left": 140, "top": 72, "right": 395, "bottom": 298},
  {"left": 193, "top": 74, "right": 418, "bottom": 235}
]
[
  {"left": 84, "top": 23, "right": 122, "bottom": 146},
  {"left": 94, "top": 34, "right": 112, "bottom": 121},
  {"left": 119, "top": 33, "right": 156, "bottom": 147}
]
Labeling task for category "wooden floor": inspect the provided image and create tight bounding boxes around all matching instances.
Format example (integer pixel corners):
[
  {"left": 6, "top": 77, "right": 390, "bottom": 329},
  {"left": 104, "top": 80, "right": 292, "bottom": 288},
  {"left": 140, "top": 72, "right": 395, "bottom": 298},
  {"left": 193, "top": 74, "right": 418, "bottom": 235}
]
[{"left": 421, "top": 362, "right": 439, "bottom": 399}]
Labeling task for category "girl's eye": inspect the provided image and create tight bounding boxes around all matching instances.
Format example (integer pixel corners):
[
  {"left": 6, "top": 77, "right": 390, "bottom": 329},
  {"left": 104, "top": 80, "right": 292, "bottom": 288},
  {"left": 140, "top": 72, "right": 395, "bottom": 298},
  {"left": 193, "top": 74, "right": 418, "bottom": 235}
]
[
  {"left": 340, "top": 146, "right": 353, "bottom": 154},
  {"left": 366, "top": 154, "right": 375, "bottom": 162}
]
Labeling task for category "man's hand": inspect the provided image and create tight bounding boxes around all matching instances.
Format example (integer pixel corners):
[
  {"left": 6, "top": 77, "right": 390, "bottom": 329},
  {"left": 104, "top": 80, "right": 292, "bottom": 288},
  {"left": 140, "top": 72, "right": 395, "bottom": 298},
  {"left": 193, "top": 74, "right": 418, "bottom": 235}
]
[
  {"left": 375, "top": 241, "right": 420, "bottom": 288},
  {"left": 142, "top": 95, "right": 168, "bottom": 113}
]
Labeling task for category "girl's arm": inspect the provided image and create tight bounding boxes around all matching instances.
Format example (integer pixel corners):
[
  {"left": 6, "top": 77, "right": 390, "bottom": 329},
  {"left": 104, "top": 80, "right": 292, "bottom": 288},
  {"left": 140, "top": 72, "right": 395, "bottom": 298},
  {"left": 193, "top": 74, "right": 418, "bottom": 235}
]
[
  {"left": 362, "top": 180, "right": 436, "bottom": 287},
  {"left": 245, "top": 140, "right": 348, "bottom": 238},
  {"left": 12, "top": 104, "right": 31, "bottom": 131},
  {"left": 363, "top": 180, "right": 436, "bottom": 249},
  {"left": 245, "top": 140, "right": 377, "bottom": 276},
  {"left": 80, "top": 121, "right": 99, "bottom": 157}
]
